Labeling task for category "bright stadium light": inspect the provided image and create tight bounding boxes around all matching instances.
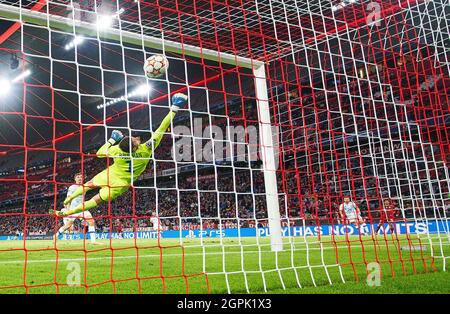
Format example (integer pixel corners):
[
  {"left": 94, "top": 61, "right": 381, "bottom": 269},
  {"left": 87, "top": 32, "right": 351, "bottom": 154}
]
[
  {"left": 332, "top": 0, "right": 359, "bottom": 11},
  {"left": 96, "top": 14, "right": 113, "bottom": 30},
  {"left": 11, "top": 70, "right": 31, "bottom": 83},
  {"left": 97, "top": 84, "right": 151, "bottom": 110},
  {"left": 0, "top": 70, "right": 31, "bottom": 96},
  {"left": 0, "top": 79, "right": 11, "bottom": 96},
  {"left": 96, "top": 8, "right": 125, "bottom": 30},
  {"left": 133, "top": 84, "right": 151, "bottom": 96},
  {"left": 65, "top": 35, "right": 84, "bottom": 50},
  {"left": 98, "top": 98, "right": 121, "bottom": 109}
]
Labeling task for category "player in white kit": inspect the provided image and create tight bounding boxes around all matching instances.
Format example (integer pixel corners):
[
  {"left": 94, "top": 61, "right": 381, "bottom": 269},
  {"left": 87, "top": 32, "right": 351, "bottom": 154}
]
[
  {"left": 150, "top": 211, "right": 161, "bottom": 233},
  {"left": 54, "top": 173, "right": 97, "bottom": 243},
  {"left": 339, "top": 196, "right": 368, "bottom": 235}
]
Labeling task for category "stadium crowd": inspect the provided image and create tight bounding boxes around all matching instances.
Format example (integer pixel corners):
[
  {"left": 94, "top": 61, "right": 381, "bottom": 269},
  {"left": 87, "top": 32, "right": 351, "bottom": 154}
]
[{"left": 0, "top": 148, "right": 448, "bottom": 236}]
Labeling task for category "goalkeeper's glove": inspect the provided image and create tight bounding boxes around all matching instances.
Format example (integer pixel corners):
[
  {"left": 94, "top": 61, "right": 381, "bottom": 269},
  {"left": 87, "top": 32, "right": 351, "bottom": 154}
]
[
  {"left": 171, "top": 93, "right": 188, "bottom": 112},
  {"left": 108, "top": 130, "right": 124, "bottom": 145}
]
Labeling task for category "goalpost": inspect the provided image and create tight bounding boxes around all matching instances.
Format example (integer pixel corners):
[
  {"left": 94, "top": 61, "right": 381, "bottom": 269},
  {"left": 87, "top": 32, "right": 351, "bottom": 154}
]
[{"left": 0, "top": 0, "right": 448, "bottom": 294}]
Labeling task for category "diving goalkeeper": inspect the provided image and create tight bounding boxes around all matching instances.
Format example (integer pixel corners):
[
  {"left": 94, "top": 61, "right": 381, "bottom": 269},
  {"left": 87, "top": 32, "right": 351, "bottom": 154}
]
[{"left": 53, "top": 93, "right": 187, "bottom": 218}]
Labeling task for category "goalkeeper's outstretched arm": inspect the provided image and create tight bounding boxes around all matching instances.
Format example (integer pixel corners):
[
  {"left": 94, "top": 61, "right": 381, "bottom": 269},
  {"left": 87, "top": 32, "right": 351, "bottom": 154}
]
[
  {"left": 144, "top": 93, "right": 188, "bottom": 153},
  {"left": 144, "top": 111, "right": 176, "bottom": 152}
]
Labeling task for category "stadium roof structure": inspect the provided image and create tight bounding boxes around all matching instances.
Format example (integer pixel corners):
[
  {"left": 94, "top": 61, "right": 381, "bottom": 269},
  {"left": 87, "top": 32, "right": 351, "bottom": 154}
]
[{"left": 1, "top": 0, "right": 447, "bottom": 62}]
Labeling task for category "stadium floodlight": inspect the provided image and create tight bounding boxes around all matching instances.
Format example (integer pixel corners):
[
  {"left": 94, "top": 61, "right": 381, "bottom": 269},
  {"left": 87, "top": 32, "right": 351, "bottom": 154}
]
[
  {"left": 0, "top": 70, "right": 30, "bottom": 97},
  {"left": 98, "top": 98, "right": 121, "bottom": 109},
  {"left": 96, "top": 8, "right": 125, "bottom": 30},
  {"left": 11, "top": 69, "right": 31, "bottom": 83},
  {"left": 96, "top": 14, "right": 113, "bottom": 30},
  {"left": 0, "top": 79, "right": 11, "bottom": 96},
  {"left": 332, "top": 0, "right": 358, "bottom": 11},
  {"left": 130, "top": 84, "right": 151, "bottom": 97},
  {"left": 97, "top": 84, "right": 152, "bottom": 109},
  {"left": 64, "top": 35, "right": 84, "bottom": 50}
]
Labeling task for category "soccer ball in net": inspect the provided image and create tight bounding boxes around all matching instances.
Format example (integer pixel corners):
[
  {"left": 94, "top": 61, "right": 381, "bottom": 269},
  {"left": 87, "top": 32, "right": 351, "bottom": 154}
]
[{"left": 143, "top": 54, "right": 169, "bottom": 78}]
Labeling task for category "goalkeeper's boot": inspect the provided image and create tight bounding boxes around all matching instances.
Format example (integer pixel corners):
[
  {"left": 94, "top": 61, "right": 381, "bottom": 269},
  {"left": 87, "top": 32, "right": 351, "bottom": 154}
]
[{"left": 49, "top": 208, "right": 66, "bottom": 217}]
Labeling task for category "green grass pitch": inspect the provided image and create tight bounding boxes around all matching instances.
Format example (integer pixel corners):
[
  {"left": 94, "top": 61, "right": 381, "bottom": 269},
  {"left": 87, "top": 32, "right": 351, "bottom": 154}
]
[{"left": 0, "top": 235, "right": 448, "bottom": 294}]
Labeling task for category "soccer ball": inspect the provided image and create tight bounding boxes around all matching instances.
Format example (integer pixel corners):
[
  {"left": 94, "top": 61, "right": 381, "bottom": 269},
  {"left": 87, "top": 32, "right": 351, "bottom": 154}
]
[{"left": 143, "top": 54, "right": 169, "bottom": 78}]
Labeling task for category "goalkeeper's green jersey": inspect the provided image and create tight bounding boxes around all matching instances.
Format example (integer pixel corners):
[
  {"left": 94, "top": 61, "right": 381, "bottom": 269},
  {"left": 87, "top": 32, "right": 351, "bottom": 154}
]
[{"left": 96, "top": 112, "right": 176, "bottom": 182}]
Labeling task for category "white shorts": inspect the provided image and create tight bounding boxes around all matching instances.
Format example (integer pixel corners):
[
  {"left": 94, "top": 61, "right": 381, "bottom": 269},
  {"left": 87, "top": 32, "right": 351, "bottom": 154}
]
[{"left": 63, "top": 211, "right": 93, "bottom": 224}]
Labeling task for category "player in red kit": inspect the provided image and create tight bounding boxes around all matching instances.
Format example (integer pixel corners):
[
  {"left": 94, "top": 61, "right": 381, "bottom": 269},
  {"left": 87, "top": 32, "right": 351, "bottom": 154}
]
[
  {"left": 115, "top": 219, "right": 123, "bottom": 238},
  {"left": 375, "top": 198, "right": 400, "bottom": 234}
]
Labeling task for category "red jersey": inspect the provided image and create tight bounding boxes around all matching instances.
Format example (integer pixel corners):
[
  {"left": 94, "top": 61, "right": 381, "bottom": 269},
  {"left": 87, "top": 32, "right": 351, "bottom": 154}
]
[
  {"left": 116, "top": 221, "right": 123, "bottom": 233},
  {"left": 381, "top": 204, "right": 399, "bottom": 221}
]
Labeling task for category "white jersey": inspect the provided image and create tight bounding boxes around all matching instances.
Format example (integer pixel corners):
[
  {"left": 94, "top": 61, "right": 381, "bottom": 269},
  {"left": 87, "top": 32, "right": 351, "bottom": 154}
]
[
  {"left": 67, "top": 184, "right": 83, "bottom": 210},
  {"left": 62, "top": 184, "right": 91, "bottom": 222},
  {"left": 150, "top": 217, "right": 160, "bottom": 231},
  {"left": 340, "top": 202, "right": 358, "bottom": 219}
]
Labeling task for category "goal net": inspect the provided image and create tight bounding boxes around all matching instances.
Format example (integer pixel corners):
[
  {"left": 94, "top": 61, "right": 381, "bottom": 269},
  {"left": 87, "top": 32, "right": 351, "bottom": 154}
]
[{"left": 0, "top": 0, "right": 448, "bottom": 294}]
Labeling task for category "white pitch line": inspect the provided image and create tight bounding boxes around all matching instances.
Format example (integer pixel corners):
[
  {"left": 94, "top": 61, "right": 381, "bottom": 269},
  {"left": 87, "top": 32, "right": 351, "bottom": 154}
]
[
  {"left": 0, "top": 241, "right": 447, "bottom": 265},
  {"left": 0, "top": 253, "right": 160, "bottom": 265}
]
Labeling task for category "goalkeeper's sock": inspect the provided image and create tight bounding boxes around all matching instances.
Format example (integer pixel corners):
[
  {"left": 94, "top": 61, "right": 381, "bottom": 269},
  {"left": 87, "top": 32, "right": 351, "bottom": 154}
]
[
  {"left": 88, "top": 225, "right": 96, "bottom": 243},
  {"left": 68, "top": 198, "right": 99, "bottom": 215}
]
